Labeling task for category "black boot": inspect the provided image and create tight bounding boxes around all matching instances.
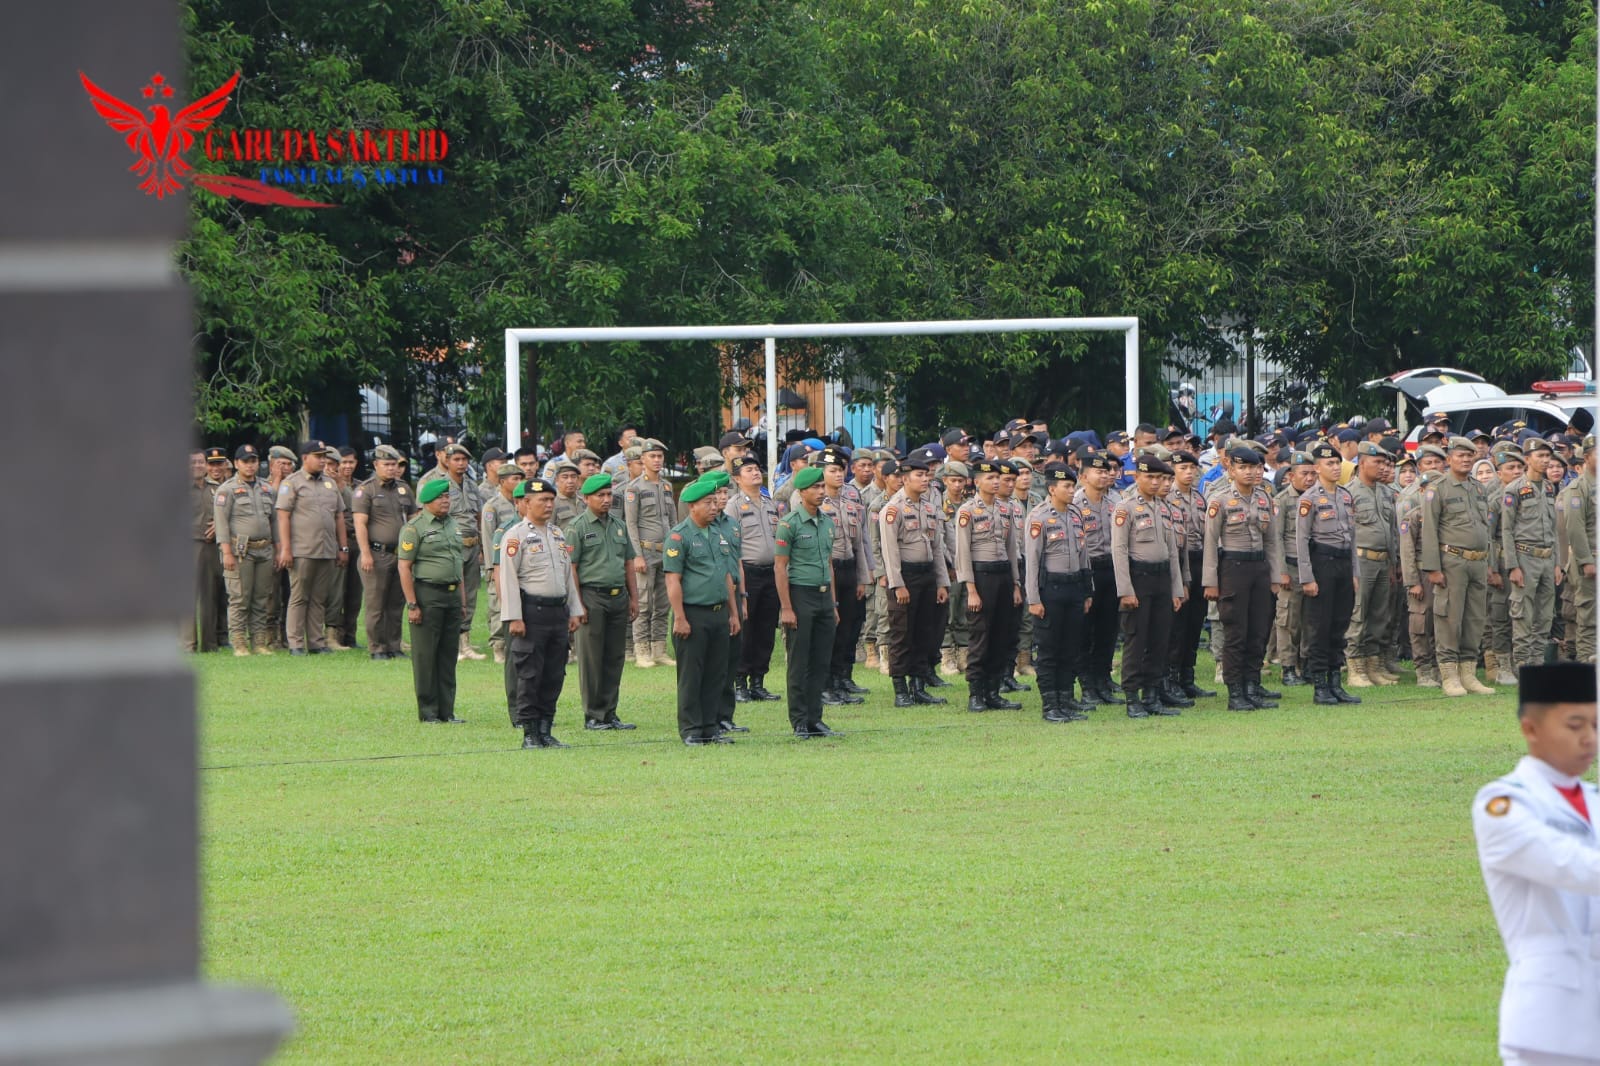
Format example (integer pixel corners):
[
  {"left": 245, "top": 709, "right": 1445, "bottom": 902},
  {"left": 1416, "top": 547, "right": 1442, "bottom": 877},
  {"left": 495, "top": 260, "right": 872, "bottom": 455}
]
[
  {"left": 541, "top": 719, "right": 569, "bottom": 749},
  {"left": 521, "top": 728, "right": 545, "bottom": 749},
  {"left": 999, "top": 671, "right": 1030, "bottom": 693},
  {"left": 1059, "top": 677, "right": 1094, "bottom": 717},
  {"left": 1246, "top": 677, "right": 1279, "bottom": 709},
  {"left": 911, "top": 676, "right": 946, "bottom": 705},
  {"left": 1226, "top": 685, "right": 1257, "bottom": 712},
  {"left": 734, "top": 676, "right": 752, "bottom": 702},
  {"left": 1103, "top": 675, "right": 1125, "bottom": 698},
  {"left": 749, "top": 676, "right": 782, "bottom": 701},
  {"left": 1094, "top": 675, "right": 1125, "bottom": 705},
  {"left": 924, "top": 670, "right": 950, "bottom": 688},
  {"left": 838, "top": 670, "right": 869, "bottom": 695},
  {"left": 1147, "top": 687, "right": 1180, "bottom": 716},
  {"left": 967, "top": 680, "right": 989, "bottom": 713},
  {"left": 1253, "top": 676, "right": 1283, "bottom": 700},
  {"left": 1125, "top": 690, "right": 1150, "bottom": 718},
  {"left": 1042, "top": 691, "right": 1071, "bottom": 723},
  {"left": 985, "top": 677, "right": 1021, "bottom": 710},
  {"left": 1312, "top": 671, "right": 1340, "bottom": 705},
  {"left": 1280, "top": 666, "right": 1307, "bottom": 687},
  {"left": 831, "top": 674, "right": 864, "bottom": 703},
  {"left": 1159, "top": 671, "right": 1195, "bottom": 708},
  {"left": 893, "top": 676, "right": 914, "bottom": 708},
  {"left": 1179, "top": 666, "right": 1216, "bottom": 699},
  {"left": 1328, "top": 667, "right": 1362, "bottom": 704}
]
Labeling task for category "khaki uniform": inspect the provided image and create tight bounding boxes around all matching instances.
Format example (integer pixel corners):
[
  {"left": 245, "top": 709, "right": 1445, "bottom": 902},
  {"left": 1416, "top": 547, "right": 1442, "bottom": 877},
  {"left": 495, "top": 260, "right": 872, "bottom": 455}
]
[
  {"left": 1110, "top": 490, "right": 1184, "bottom": 695},
  {"left": 879, "top": 488, "right": 948, "bottom": 680},
  {"left": 1202, "top": 483, "right": 1283, "bottom": 687},
  {"left": 1270, "top": 480, "right": 1308, "bottom": 676},
  {"left": 1418, "top": 474, "right": 1492, "bottom": 667},
  {"left": 1397, "top": 476, "right": 1438, "bottom": 681},
  {"left": 1167, "top": 485, "right": 1209, "bottom": 685},
  {"left": 498, "top": 519, "right": 582, "bottom": 738},
  {"left": 553, "top": 492, "right": 584, "bottom": 531},
  {"left": 1347, "top": 478, "right": 1398, "bottom": 661},
  {"left": 1485, "top": 476, "right": 1515, "bottom": 667},
  {"left": 275, "top": 468, "right": 346, "bottom": 651},
  {"left": 213, "top": 474, "right": 276, "bottom": 651},
  {"left": 1074, "top": 484, "right": 1122, "bottom": 687},
  {"left": 353, "top": 476, "right": 418, "bottom": 656},
  {"left": 866, "top": 486, "right": 893, "bottom": 661},
  {"left": 480, "top": 492, "right": 521, "bottom": 661},
  {"left": 327, "top": 479, "right": 361, "bottom": 647},
  {"left": 1500, "top": 475, "right": 1559, "bottom": 669},
  {"left": 954, "top": 496, "right": 1020, "bottom": 692},
  {"left": 187, "top": 476, "right": 224, "bottom": 652},
  {"left": 941, "top": 489, "right": 972, "bottom": 665},
  {"left": 821, "top": 488, "right": 873, "bottom": 683},
  {"left": 857, "top": 479, "right": 885, "bottom": 660},
  {"left": 1296, "top": 482, "right": 1357, "bottom": 677},
  {"left": 727, "top": 487, "right": 781, "bottom": 684},
  {"left": 1558, "top": 471, "right": 1596, "bottom": 663},
  {"left": 1024, "top": 500, "right": 1091, "bottom": 707},
  {"left": 625, "top": 476, "right": 677, "bottom": 658}
]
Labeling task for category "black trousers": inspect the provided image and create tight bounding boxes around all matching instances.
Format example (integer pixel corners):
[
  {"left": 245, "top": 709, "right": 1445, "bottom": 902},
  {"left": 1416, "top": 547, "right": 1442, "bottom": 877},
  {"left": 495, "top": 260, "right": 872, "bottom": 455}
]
[
  {"left": 785, "top": 585, "right": 837, "bottom": 729},
  {"left": 1304, "top": 551, "right": 1355, "bottom": 674},
  {"left": 739, "top": 564, "right": 780, "bottom": 679},
  {"left": 675, "top": 603, "right": 730, "bottom": 740},
  {"left": 1034, "top": 574, "right": 1088, "bottom": 697},
  {"left": 886, "top": 568, "right": 942, "bottom": 677},
  {"left": 1172, "top": 550, "right": 1206, "bottom": 674},
  {"left": 965, "top": 567, "right": 1019, "bottom": 684},
  {"left": 829, "top": 559, "right": 866, "bottom": 677},
  {"left": 1120, "top": 567, "right": 1176, "bottom": 692},
  {"left": 1217, "top": 557, "right": 1273, "bottom": 685},
  {"left": 510, "top": 600, "right": 570, "bottom": 733},
  {"left": 1084, "top": 559, "right": 1119, "bottom": 679}
]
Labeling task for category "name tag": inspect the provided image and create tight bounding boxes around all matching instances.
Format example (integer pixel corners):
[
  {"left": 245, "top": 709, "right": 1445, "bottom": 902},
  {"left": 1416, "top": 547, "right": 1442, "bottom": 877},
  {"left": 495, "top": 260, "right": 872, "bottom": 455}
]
[{"left": 1135, "top": 515, "right": 1155, "bottom": 532}]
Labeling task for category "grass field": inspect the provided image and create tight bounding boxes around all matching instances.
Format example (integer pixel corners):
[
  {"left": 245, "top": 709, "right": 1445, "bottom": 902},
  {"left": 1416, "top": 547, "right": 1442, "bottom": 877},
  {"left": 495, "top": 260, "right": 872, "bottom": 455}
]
[{"left": 199, "top": 628, "right": 1522, "bottom": 1064}]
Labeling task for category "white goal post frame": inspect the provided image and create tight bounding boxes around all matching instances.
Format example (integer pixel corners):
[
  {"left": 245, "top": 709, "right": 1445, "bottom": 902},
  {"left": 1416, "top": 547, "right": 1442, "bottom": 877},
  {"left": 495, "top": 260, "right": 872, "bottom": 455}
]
[{"left": 503, "top": 317, "right": 1140, "bottom": 488}]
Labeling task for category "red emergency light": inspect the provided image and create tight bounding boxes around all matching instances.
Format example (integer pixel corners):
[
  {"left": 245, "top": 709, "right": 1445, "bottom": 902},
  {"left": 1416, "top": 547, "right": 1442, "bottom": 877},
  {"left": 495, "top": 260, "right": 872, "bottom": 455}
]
[{"left": 1531, "top": 380, "right": 1597, "bottom": 395}]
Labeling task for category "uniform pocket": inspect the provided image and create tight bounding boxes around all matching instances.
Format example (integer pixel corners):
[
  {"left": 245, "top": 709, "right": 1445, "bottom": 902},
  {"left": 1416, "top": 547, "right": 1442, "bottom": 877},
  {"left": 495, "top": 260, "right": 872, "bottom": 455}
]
[
  {"left": 1512, "top": 952, "right": 1582, "bottom": 991},
  {"left": 1432, "top": 583, "right": 1449, "bottom": 619}
]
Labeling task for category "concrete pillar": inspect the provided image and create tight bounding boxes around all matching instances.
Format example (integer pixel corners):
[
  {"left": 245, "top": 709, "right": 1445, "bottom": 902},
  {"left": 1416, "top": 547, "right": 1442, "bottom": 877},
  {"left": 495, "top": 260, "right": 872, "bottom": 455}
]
[{"left": 0, "top": 3, "right": 291, "bottom": 1061}]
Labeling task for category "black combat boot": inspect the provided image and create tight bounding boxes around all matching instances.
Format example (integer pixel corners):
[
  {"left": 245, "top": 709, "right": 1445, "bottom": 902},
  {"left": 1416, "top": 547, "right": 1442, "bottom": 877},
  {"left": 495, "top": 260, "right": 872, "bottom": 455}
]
[
  {"left": 1042, "top": 692, "right": 1071, "bottom": 723},
  {"left": 1179, "top": 666, "right": 1216, "bottom": 699},
  {"left": 1280, "top": 666, "right": 1306, "bottom": 687},
  {"left": 1226, "top": 685, "right": 1257, "bottom": 712},
  {"left": 1253, "top": 676, "right": 1283, "bottom": 700},
  {"left": 734, "top": 676, "right": 752, "bottom": 702},
  {"left": 985, "top": 678, "right": 1021, "bottom": 710},
  {"left": 1246, "top": 677, "right": 1279, "bottom": 709},
  {"left": 1094, "top": 675, "right": 1125, "bottom": 705},
  {"left": 892, "top": 676, "right": 914, "bottom": 707},
  {"left": 924, "top": 666, "right": 950, "bottom": 688},
  {"left": 1159, "top": 670, "right": 1195, "bottom": 708},
  {"left": 838, "top": 671, "right": 869, "bottom": 695},
  {"left": 540, "top": 719, "right": 569, "bottom": 749},
  {"left": 831, "top": 674, "right": 864, "bottom": 703},
  {"left": 967, "top": 682, "right": 989, "bottom": 712},
  {"left": 1103, "top": 675, "right": 1125, "bottom": 698},
  {"left": 1060, "top": 677, "right": 1094, "bottom": 717},
  {"left": 521, "top": 728, "right": 544, "bottom": 749},
  {"left": 1328, "top": 667, "right": 1362, "bottom": 704},
  {"left": 911, "top": 676, "right": 946, "bottom": 705},
  {"left": 748, "top": 676, "right": 782, "bottom": 701},
  {"left": 1147, "top": 688, "right": 1180, "bottom": 716},
  {"left": 1312, "top": 671, "right": 1340, "bottom": 705},
  {"left": 1125, "top": 691, "right": 1151, "bottom": 718},
  {"left": 999, "top": 670, "right": 1030, "bottom": 693}
]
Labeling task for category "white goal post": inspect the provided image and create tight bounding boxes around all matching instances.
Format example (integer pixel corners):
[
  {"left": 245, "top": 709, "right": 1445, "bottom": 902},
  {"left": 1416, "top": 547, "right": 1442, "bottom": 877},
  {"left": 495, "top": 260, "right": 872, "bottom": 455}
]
[{"left": 504, "top": 317, "right": 1141, "bottom": 484}]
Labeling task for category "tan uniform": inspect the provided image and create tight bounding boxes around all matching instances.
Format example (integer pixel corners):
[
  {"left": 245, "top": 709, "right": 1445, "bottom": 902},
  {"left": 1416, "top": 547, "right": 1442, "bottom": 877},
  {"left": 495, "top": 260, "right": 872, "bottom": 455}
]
[
  {"left": 955, "top": 496, "right": 1019, "bottom": 688},
  {"left": 1559, "top": 471, "right": 1596, "bottom": 663},
  {"left": 353, "top": 475, "right": 418, "bottom": 656},
  {"left": 1269, "top": 480, "right": 1307, "bottom": 675},
  {"left": 1202, "top": 482, "right": 1283, "bottom": 686},
  {"left": 1499, "top": 474, "right": 1559, "bottom": 669},
  {"left": 624, "top": 475, "right": 677, "bottom": 655},
  {"left": 213, "top": 474, "right": 276, "bottom": 651},
  {"left": 1347, "top": 478, "right": 1397, "bottom": 661},
  {"left": 1074, "top": 484, "right": 1122, "bottom": 686},
  {"left": 879, "top": 487, "right": 947, "bottom": 679},
  {"left": 275, "top": 468, "right": 346, "bottom": 651},
  {"left": 187, "top": 476, "right": 225, "bottom": 652},
  {"left": 1397, "top": 475, "right": 1439, "bottom": 680},
  {"left": 1296, "top": 481, "right": 1357, "bottom": 677},
  {"left": 480, "top": 492, "right": 521, "bottom": 660},
  {"left": 1111, "top": 490, "right": 1184, "bottom": 696},
  {"left": 1418, "top": 473, "right": 1492, "bottom": 666}
]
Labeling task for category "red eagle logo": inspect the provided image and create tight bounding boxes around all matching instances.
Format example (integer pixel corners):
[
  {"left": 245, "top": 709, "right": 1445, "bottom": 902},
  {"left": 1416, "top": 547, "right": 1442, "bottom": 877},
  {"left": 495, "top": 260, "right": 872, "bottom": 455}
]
[{"left": 79, "top": 70, "right": 334, "bottom": 208}]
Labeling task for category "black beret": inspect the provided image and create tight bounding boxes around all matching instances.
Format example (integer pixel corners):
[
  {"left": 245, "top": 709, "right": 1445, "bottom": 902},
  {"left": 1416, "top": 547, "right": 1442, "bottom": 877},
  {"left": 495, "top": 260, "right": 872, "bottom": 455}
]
[
  {"left": 1309, "top": 443, "right": 1340, "bottom": 461},
  {"left": 997, "top": 459, "right": 1018, "bottom": 475},
  {"left": 1040, "top": 461, "right": 1076, "bottom": 482},
  {"left": 818, "top": 446, "right": 852, "bottom": 467},
  {"left": 879, "top": 459, "right": 901, "bottom": 476},
  {"left": 1171, "top": 451, "right": 1198, "bottom": 466},
  {"left": 1519, "top": 662, "right": 1596, "bottom": 706},
  {"left": 1135, "top": 457, "right": 1173, "bottom": 475},
  {"left": 1076, "top": 446, "right": 1114, "bottom": 470},
  {"left": 971, "top": 459, "right": 1002, "bottom": 475},
  {"left": 1227, "top": 446, "right": 1264, "bottom": 465},
  {"left": 731, "top": 454, "right": 762, "bottom": 471}
]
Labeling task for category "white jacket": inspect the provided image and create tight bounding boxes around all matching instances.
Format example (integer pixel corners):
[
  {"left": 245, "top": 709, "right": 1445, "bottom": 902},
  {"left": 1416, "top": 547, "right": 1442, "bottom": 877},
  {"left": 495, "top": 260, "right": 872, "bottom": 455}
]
[{"left": 1473, "top": 756, "right": 1600, "bottom": 1059}]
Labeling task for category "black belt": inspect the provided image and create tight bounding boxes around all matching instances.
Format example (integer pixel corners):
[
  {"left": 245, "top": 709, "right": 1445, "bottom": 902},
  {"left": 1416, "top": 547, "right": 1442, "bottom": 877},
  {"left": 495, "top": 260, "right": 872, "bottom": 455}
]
[
  {"left": 369, "top": 542, "right": 396, "bottom": 552},
  {"left": 972, "top": 561, "right": 1011, "bottom": 574},
  {"left": 417, "top": 579, "right": 459, "bottom": 590},
  {"left": 1285, "top": 556, "right": 1298, "bottom": 568},
  {"left": 581, "top": 584, "right": 625, "bottom": 596},
  {"left": 832, "top": 558, "right": 858, "bottom": 571},
  {"left": 1130, "top": 560, "right": 1169, "bottom": 575},
  {"left": 900, "top": 561, "right": 934, "bottom": 575},
  {"left": 1043, "top": 571, "right": 1087, "bottom": 587},
  {"left": 1220, "top": 550, "right": 1265, "bottom": 561},
  {"left": 1090, "top": 555, "right": 1112, "bottom": 568},
  {"left": 744, "top": 561, "right": 774, "bottom": 571},
  {"left": 795, "top": 584, "right": 831, "bottom": 593},
  {"left": 521, "top": 593, "right": 568, "bottom": 608},
  {"left": 686, "top": 601, "right": 725, "bottom": 611},
  {"left": 1308, "top": 541, "right": 1347, "bottom": 559}
]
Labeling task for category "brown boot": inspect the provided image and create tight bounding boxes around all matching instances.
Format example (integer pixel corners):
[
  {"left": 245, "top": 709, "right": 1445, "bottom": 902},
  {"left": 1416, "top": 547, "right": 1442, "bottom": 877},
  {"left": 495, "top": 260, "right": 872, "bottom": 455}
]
[
  {"left": 939, "top": 648, "right": 960, "bottom": 676},
  {"left": 1366, "top": 656, "right": 1398, "bottom": 686},
  {"left": 1459, "top": 661, "right": 1496, "bottom": 695},
  {"left": 1015, "top": 649, "right": 1036, "bottom": 677},
  {"left": 1440, "top": 662, "right": 1468, "bottom": 697},
  {"left": 864, "top": 641, "right": 880, "bottom": 670},
  {"left": 1417, "top": 663, "right": 1441, "bottom": 688},
  {"left": 653, "top": 640, "right": 676, "bottom": 666},
  {"left": 1345, "top": 656, "right": 1373, "bottom": 688},
  {"left": 457, "top": 632, "right": 486, "bottom": 661}
]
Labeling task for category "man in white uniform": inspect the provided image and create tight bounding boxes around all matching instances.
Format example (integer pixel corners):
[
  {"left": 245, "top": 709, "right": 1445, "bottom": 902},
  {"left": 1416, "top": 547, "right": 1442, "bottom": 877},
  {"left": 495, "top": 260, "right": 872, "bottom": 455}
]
[{"left": 1473, "top": 661, "right": 1600, "bottom": 1065}]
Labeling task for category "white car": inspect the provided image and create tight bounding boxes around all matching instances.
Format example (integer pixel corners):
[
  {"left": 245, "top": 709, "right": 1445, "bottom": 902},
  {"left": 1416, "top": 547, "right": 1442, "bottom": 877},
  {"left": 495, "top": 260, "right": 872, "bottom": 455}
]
[{"left": 1364, "top": 369, "right": 1596, "bottom": 439}]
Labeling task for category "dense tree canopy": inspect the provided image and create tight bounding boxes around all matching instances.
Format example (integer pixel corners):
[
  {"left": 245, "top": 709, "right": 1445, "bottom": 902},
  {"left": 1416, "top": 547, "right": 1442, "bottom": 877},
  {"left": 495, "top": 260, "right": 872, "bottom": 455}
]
[{"left": 183, "top": 0, "right": 1594, "bottom": 447}]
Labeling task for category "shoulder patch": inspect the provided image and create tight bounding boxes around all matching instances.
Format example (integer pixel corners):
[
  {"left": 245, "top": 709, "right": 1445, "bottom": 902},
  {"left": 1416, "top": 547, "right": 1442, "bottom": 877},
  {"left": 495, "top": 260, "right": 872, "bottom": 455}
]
[
  {"left": 398, "top": 486, "right": 408, "bottom": 495},
  {"left": 215, "top": 492, "right": 227, "bottom": 505},
  {"left": 669, "top": 532, "right": 683, "bottom": 541},
  {"left": 666, "top": 547, "right": 680, "bottom": 557},
  {"left": 1505, "top": 494, "right": 1515, "bottom": 507},
  {"left": 1424, "top": 489, "right": 1435, "bottom": 501},
  {"left": 354, "top": 489, "right": 364, "bottom": 498},
  {"left": 1114, "top": 510, "right": 1127, "bottom": 526},
  {"left": 626, "top": 491, "right": 636, "bottom": 500},
  {"left": 1299, "top": 500, "right": 1311, "bottom": 518},
  {"left": 1207, "top": 502, "right": 1220, "bottom": 518},
  {"left": 1029, "top": 521, "right": 1042, "bottom": 539},
  {"left": 1485, "top": 795, "right": 1511, "bottom": 818},
  {"left": 958, "top": 511, "right": 970, "bottom": 527},
  {"left": 401, "top": 540, "right": 415, "bottom": 552},
  {"left": 884, "top": 507, "right": 898, "bottom": 524},
  {"left": 503, "top": 540, "right": 518, "bottom": 558}
]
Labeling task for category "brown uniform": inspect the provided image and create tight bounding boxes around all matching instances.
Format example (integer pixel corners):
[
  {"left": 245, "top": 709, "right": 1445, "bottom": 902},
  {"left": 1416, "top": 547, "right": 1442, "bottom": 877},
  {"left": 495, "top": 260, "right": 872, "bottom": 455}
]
[
  {"left": 954, "top": 496, "right": 1019, "bottom": 691},
  {"left": 213, "top": 473, "right": 276, "bottom": 651},
  {"left": 1111, "top": 491, "right": 1184, "bottom": 695},
  {"left": 879, "top": 487, "right": 948, "bottom": 680},
  {"left": 625, "top": 475, "right": 677, "bottom": 656},
  {"left": 353, "top": 474, "right": 418, "bottom": 656},
  {"left": 1202, "top": 482, "right": 1283, "bottom": 687},
  {"left": 1418, "top": 473, "right": 1492, "bottom": 666},
  {"left": 275, "top": 468, "right": 346, "bottom": 651}
]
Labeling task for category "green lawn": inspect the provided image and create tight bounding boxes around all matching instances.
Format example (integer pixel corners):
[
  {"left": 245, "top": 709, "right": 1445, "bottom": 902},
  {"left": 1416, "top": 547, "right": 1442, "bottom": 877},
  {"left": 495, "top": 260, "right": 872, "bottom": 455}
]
[{"left": 200, "top": 629, "right": 1519, "bottom": 1064}]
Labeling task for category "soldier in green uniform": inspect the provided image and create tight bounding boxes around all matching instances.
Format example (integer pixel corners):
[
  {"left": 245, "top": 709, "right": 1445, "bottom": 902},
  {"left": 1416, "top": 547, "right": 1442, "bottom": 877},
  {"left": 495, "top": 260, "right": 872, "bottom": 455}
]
[
  {"left": 566, "top": 473, "right": 639, "bottom": 730},
  {"left": 353, "top": 444, "right": 419, "bottom": 660},
  {"left": 499, "top": 478, "right": 584, "bottom": 749},
  {"left": 1559, "top": 436, "right": 1597, "bottom": 663},
  {"left": 664, "top": 480, "right": 741, "bottom": 745},
  {"left": 702, "top": 470, "right": 749, "bottom": 733},
  {"left": 397, "top": 479, "right": 466, "bottom": 722},
  {"left": 1419, "top": 436, "right": 1498, "bottom": 697},
  {"left": 1501, "top": 438, "right": 1560, "bottom": 672},
  {"left": 776, "top": 467, "right": 842, "bottom": 738},
  {"left": 214, "top": 444, "right": 277, "bottom": 655},
  {"left": 419, "top": 443, "right": 486, "bottom": 662}
]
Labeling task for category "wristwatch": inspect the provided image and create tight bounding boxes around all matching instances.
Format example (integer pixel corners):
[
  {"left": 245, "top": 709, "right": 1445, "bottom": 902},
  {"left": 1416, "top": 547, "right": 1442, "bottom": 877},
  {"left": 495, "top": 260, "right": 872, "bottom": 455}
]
[{"left": 407, "top": 602, "right": 419, "bottom": 610}]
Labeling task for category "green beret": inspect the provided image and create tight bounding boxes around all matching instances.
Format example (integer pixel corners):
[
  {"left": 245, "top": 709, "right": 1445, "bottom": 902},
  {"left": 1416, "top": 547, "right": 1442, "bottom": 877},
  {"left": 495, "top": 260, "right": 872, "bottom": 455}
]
[
  {"left": 700, "top": 470, "right": 731, "bottom": 490},
  {"left": 681, "top": 480, "right": 715, "bottom": 504},
  {"left": 418, "top": 479, "right": 450, "bottom": 504},
  {"left": 581, "top": 473, "right": 613, "bottom": 495},
  {"left": 791, "top": 467, "right": 824, "bottom": 491}
]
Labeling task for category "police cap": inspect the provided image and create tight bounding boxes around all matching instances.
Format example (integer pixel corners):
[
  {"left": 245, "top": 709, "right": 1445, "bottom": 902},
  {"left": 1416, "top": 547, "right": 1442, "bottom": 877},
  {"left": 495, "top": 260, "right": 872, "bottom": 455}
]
[
  {"left": 1308, "top": 443, "right": 1339, "bottom": 462},
  {"left": 1040, "top": 461, "right": 1076, "bottom": 483},
  {"left": 234, "top": 444, "right": 261, "bottom": 461},
  {"left": 371, "top": 444, "right": 403, "bottom": 462},
  {"left": 203, "top": 446, "right": 229, "bottom": 463}
]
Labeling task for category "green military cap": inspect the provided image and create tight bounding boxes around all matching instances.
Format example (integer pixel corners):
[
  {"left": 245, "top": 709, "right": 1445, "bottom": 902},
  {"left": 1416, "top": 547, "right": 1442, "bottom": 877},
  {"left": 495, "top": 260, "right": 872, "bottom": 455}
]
[
  {"left": 372, "top": 444, "right": 403, "bottom": 462},
  {"left": 268, "top": 445, "right": 297, "bottom": 462},
  {"left": 1447, "top": 435, "right": 1477, "bottom": 454},
  {"left": 444, "top": 443, "right": 470, "bottom": 458},
  {"left": 939, "top": 460, "right": 971, "bottom": 479},
  {"left": 680, "top": 480, "right": 716, "bottom": 504},
  {"left": 324, "top": 446, "right": 341, "bottom": 462},
  {"left": 641, "top": 438, "right": 666, "bottom": 454},
  {"left": 791, "top": 466, "right": 824, "bottom": 491},
  {"left": 1011, "top": 456, "right": 1035, "bottom": 471},
  {"left": 581, "top": 473, "right": 612, "bottom": 495},
  {"left": 1416, "top": 444, "right": 1448, "bottom": 461},
  {"left": 418, "top": 479, "right": 450, "bottom": 504},
  {"left": 1355, "top": 441, "right": 1387, "bottom": 458},
  {"left": 697, "top": 470, "right": 731, "bottom": 490},
  {"left": 498, "top": 463, "right": 525, "bottom": 480},
  {"left": 1521, "top": 437, "right": 1555, "bottom": 455}
]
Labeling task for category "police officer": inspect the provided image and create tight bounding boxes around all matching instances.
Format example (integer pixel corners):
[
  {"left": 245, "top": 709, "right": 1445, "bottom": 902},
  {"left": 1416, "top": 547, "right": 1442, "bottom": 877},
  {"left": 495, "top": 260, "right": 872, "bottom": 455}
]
[
  {"left": 499, "top": 478, "right": 584, "bottom": 749},
  {"left": 776, "top": 467, "right": 843, "bottom": 738},
  {"left": 479, "top": 463, "right": 524, "bottom": 666},
  {"left": 1166, "top": 450, "right": 1213, "bottom": 699},
  {"left": 1202, "top": 446, "right": 1285, "bottom": 711},
  {"left": 879, "top": 454, "right": 950, "bottom": 706},
  {"left": 995, "top": 459, "right": 1033, "bottom": 693},
  {"left": 1025, "top": 463, "right": 1093, "bottom": 721},
  {"left": 820, "top": 447, "right": 873, "bottom": 703},
  {"left": 353, "top": 445, "right": 419, "bottom": 661},
  {"left": 1111, "top": 456, "right": 1186, "bottom": 717},
  {"left": 937, "top": 460, "right": 972, "bottom": 679},
  {"left": 1399, "top": 448, "right": 1447, "bottom": 687},
  {"left": 327, "top": 446, "right": 362, "bottom": 650},
  {"left": 551, "top": 460, "right": 585, "bottom": 528},
  {"left": 664, "top": 480, "right": 741, "bottom": 745},
  {"left": 955, "top": 458, "right": 1022, "bottom": 712},
  {"left": 565, "top": 473, "right": 638, "bottom": 730},
  {"left": 1346, "top": 442, "right": 1399, "bottom": 687},
  {"left": 867, "top": 458, "right": 902, "bottom": 676},
  {"left": 187, "top": 448, "right": 228, "bottom": 653},
  {"left": 1296, "top": 443, "right": 1361, "bottom": 706},
  {"left": 397, "top": 479, "right": 465, "bottom": 723},
  {"left": 420, "top": 443, "right": 486, "bottom": 662},
  {"left": 275, "top": 440, "right": 349, "bottom": 655},
  {"left": 1485, "top": 445, "right": 1526, "bottom": 683},
  {"left": 1559, "top": 437, "right": 1597, "bottom": 664},
  {"left": 1269, "top": 452, "right": 1315, "bottom": 686},
  {"left": 1501, "top": 438, "right": 1561, "bottom": 673},
  {"left": 1419, "top": 436, "right": 1498, "bottom": 697},
  {"left": 1074, "top": 446, "right": 1123, "bottom": 704},
  {"left": 214, "top": 444, "right": 276, "bottom": 655},
  {"left": 1470, "top": 662, "right": 1600, "bottom": 1066},
  {"left": 626, "top": 438, "right": 677, "bottom": 668},
  {"left": 726, "top": 454, "right": 782, "bottom": 702}
]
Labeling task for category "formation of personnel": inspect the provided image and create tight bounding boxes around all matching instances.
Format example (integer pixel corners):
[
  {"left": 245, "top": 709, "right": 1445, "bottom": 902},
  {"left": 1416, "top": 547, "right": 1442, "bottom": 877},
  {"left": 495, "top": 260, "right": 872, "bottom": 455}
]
[{"left": 189, "top": 409, "right": 1597, "bottom": 743}]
